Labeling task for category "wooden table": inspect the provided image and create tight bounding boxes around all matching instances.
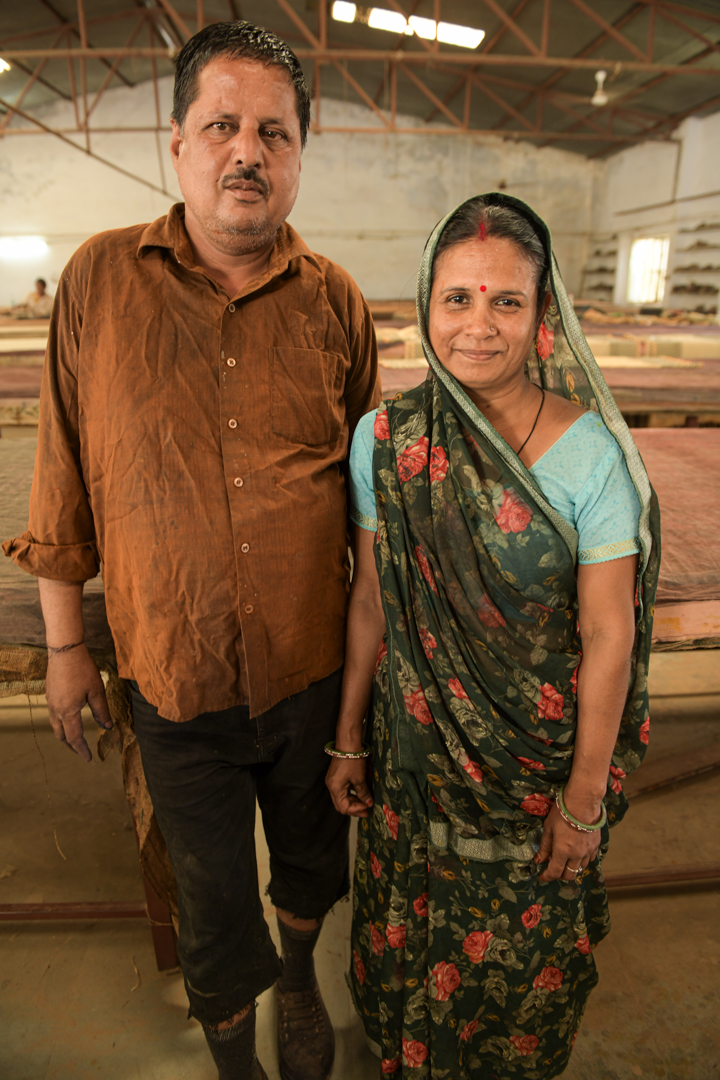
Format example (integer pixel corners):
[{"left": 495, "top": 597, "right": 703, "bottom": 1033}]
[{"left": 0, "top": 437, "right": 178, "bottom": 971}]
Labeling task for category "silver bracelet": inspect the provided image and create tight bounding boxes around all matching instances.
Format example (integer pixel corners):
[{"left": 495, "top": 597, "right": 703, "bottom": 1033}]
[{"left": 47, "top": 640, "right": 85, "bottom": 657}]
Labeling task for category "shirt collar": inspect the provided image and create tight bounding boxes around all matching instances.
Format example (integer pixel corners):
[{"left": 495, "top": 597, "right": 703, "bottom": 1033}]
[{"left": 137, "top": 203, "right": 321, "bottom": 294}]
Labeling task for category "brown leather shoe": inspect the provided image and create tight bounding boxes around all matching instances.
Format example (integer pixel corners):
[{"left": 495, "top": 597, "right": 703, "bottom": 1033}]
[{"left": 275, "top": 976, "right": 335, "bottom": 1080}]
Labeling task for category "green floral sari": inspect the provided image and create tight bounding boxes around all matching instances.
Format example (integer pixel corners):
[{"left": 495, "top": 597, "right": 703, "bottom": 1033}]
[{"left": 350, "top": 194, "right": 660, "bottom": 1078}]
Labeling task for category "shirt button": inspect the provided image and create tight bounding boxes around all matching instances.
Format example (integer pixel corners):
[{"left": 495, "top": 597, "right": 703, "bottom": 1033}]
[
  {"left": 244, "top": 604, "right": 253, "bottom": 614},
  {"left": 228, "top": 303, "right": 236, "bottom": 312},
  {"left": 241, "top": 543, "right": 250, "bottom": 553},
  {"left": 233, "top": 477, "right": 244, "bottom": 487},
  {"left": 227, "top": 358, "right": 236, "bottom": 367},
  {"left": 228, "top": 418, "right": 238, "bottom": 429}
]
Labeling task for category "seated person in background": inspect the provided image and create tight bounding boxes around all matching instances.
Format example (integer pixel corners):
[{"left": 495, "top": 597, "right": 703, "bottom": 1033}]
[{"left": 8, "top": 278, "right": 54, "bottom": 318}]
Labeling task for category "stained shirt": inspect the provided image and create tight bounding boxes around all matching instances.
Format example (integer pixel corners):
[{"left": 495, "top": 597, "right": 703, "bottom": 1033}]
[
  {"left": 3, "top": 205, "right": 381, "bottom": 721},
  {"left": 349, "top": 408, "right": 640, "bottom": 564}
]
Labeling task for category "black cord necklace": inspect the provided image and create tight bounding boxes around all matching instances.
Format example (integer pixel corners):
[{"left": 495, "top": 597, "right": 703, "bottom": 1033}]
[{"left": 517, "top": 387, "right": 545, "bottom": 456}]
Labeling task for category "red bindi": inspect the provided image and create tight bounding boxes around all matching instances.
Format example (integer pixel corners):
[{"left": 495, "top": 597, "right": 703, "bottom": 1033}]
[{"left": 480, "top": 285, "right": 487, "bottom": 292}]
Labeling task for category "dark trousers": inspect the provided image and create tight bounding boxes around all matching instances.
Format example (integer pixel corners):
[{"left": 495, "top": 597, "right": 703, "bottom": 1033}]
[{"left": 130, "top": 667, "right": 349, "bottom": 1025}]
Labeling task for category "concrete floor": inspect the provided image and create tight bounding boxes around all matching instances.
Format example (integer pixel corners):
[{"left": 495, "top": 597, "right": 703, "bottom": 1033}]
[{"left": 1, "top": 653, "right": 718, "bottom": 1080}]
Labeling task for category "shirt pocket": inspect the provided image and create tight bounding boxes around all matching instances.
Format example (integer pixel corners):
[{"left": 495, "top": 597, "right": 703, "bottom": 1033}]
[{"left": 270, "top": 347, "right": 344, "bottom": 447}]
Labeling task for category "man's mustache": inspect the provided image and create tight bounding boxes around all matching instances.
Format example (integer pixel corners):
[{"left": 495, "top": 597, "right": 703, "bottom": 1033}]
[{"left": 221, "top": 168, "right": 269, "bottom": 196}]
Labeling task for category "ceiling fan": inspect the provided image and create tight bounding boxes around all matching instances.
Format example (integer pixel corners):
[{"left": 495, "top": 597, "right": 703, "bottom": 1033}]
[{"left": 591, "top": 64, "right": 623, "bottom": 107}]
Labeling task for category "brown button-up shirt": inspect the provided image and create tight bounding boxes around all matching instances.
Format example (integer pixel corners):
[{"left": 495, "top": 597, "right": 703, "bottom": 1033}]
[{"left": 4, "top": 205, "right": 380, "bottom": 721}]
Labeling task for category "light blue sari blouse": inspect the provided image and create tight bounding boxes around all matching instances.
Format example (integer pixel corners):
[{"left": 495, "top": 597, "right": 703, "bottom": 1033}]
[{"left": 349, "top": 409, "right": 641, "bottom": 565}]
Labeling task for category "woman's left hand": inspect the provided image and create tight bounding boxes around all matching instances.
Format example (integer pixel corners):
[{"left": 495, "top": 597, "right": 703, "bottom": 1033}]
[{"left": 534, "top": 803, "right": 602, "bottom": 883}]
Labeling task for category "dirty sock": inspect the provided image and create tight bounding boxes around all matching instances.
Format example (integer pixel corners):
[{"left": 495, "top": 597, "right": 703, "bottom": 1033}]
[
  {"left": 276, "top": 917, "right": 323, "bottom": 993},
  {"left": 202, "top": 1003, "right": 260, "bottom": 1080}
]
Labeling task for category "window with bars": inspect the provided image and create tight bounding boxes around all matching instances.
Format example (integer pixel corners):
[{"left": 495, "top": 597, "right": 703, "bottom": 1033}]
[{"left": 627, "top": 237, "right": 670, "bottom": 304}]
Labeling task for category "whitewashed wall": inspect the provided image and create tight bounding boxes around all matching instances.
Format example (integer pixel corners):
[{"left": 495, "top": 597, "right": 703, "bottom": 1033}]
[
  {"left": 0, "top": 73, "right": 617, "bottom": 306},
  {"left": 591, "top": 111, "right": 720, "bottom": 309}
]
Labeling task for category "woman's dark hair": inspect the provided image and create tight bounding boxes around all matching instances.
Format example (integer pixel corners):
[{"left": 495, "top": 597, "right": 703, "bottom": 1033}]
[
  {"left": 171, "top": 22, "right": 311, "bottom": 149},
  {"left": 433, "top": 195, "right": 550, "bottom": 308}
]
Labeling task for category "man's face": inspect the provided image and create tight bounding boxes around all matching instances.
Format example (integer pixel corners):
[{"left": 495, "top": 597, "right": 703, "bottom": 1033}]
[
  {"left": 35, "top": 280, "right": 46, "bottom": 295},
  {"left": 170, "top": 57, "right": 302, "bottom": 256}
]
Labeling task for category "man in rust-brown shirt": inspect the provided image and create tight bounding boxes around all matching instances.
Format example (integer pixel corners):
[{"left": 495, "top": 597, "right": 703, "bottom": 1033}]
[{"left": 4, "top": 22, "right": 379, "bottom": 1080}]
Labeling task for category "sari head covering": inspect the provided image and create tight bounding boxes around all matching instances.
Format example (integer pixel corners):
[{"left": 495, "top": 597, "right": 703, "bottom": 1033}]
[{"left": 372, "top": 192, "right": 660, "bottom": 864}]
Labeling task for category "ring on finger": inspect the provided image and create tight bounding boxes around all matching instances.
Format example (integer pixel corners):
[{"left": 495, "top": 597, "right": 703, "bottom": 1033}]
[{"left": 565, "top": 864, "right": 583, "bottom": 881}]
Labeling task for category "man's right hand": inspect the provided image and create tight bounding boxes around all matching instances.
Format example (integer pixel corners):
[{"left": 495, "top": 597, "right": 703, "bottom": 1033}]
[{"left": 45, "top": 644, "right": 112, "bottom": 762}]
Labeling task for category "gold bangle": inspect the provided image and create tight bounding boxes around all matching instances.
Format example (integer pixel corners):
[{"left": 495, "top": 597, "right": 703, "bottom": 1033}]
[
  {"left": 555, "top": 788, "right": 606, "bottom": 833},
  {"left": 324, "top": 741, "right": 371, "bottom": 760}
]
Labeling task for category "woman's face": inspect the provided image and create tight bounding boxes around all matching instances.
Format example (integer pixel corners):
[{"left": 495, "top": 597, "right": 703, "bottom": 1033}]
[{"left": 428, "top": 235, "right": 546, "bottom": 398}]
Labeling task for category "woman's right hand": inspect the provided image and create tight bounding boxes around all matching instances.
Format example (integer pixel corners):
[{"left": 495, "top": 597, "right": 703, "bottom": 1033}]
[{"left": 326, "top": 757, "right": 374, "bottom": 818}]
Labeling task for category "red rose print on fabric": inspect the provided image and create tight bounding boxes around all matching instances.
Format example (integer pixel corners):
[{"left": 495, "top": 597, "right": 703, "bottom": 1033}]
[
  {"left": 419, "top": 627, "right": 437, "bottom": 659},
  {"left": 371, "top": 924, "right": 385, "bottom": 956},
  {"left": 533, "top": 966, "right": 564, "bottom": 991},
  {"left": 381, "top": 1060, "right": 401, "bottom": 1075},
  {"left": 609, "top": 765, "right": 626, "bottom": 794},
  {"left": 374, "top": 410, "right": 390, "bottom": 440},
  {"left": 382, "top": 804, "right": 399, "bottom": 840},
  {"left": 353, "top": 949, "right": 366, "bottom": 985},
  {"left": 404, "top": 687, "right": 433, "bottom": 726},
  {"left": 431, "top": 961, "right": 461, "bottom": 1001},
  {"left": 370, "top": 852, "right": 382, "bottom": 879},
  {"left": 397, "top": 437, "right": 429, "bottom": 482},
  {"left": 521, "top": 903, "right": 542, "bottom": 929},
  {"left": 570, "top": 656, "right": 581, "bottom": 693},
  {"left": 448, "top": 677, "right": 469, "bottom": 700},
  {"left": 413, "top": 893, "right": 429, "bottom": 918},
  {"left": 462, "top": 930, "right": 493, "bottom": 964},
  {"left": 640, "top": 717, "right": 650, "bottom": 745},
  {"left": 477, "top": 593, "right": 506, "bottom": 628},
  {"left": 538, "top": 682, "right": 564, "bottom": 721},
  {"left": 386, "top": 923, "right": 407, "bottom": 949},
  {"left": 463, "top": 759, "right": 484, "bottom": 785},
  {"left": 429, "top": 446, "right": 448, "bottom": 483},
  {"left": 575, "top": 935, "right": 592, "bottom": 955},
  {"left": 510, "top": 1034, "right": 540, "bottom": 1056},
  {"left": 517, "top": 756, "right": 545, "bottom": 771},
  {"left": 414, "top": 545, "right": 439, "bottom": 594},
  {"left": 430, "top": 792, "right": 445, "bottom": 814},
  {"left": 521, "top": 793, "right": 553, "bottom": 817},
  {"left": 374, "top": 640, "right": 387, "bottom": 674},
  {"left": 460, "top": 1020, "right": 479, "bottom": 1042},
  {"left": 495, "top": 489, "right": 533, "bottom": 534},
  {"left": 402, "top": 1038, "right": 428, "bottom": 1068},
  {"left": 536, "top": 323, "right": 554, "bottom": 361}
]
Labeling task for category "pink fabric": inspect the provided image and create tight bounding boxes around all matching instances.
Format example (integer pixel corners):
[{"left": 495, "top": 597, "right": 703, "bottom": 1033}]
[{"left": 632, "top": 428, "right": 720, "bottom": 603}]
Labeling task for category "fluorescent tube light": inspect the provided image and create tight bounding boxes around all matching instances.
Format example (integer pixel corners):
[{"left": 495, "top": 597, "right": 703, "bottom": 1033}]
[
  {"left": 408, "top": 16, "right": 436, "bottom": 40},
  {"left": 0, "top": 58, "right": 10, "bottom": 73},
  {"left": 368, "top": 8, "right": 407, "bottom": 34},
  {"left": 331, "top": 1, "right": 356, "bottom": 23},
  {"left": 437, "top": 22, "right": 485, "bottom": 48}
]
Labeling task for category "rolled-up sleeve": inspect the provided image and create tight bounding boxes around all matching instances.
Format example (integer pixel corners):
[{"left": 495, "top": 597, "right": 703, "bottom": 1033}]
[{"left": 2, "top": 255, "right": 99, "bottom": 581}]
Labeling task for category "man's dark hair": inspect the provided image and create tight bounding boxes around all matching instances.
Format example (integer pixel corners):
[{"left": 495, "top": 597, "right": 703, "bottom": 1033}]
[
  {"left": 171, "top": 21, "right": 311, "bottom": 149},
  {"left": 36, "top": 278, "right": 47, "bottom": 288}
]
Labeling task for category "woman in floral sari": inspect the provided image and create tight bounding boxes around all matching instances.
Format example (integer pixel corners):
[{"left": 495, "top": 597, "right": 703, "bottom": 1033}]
[{"left": 326, "top": 194, "right": 660, "bottom": 1079}]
